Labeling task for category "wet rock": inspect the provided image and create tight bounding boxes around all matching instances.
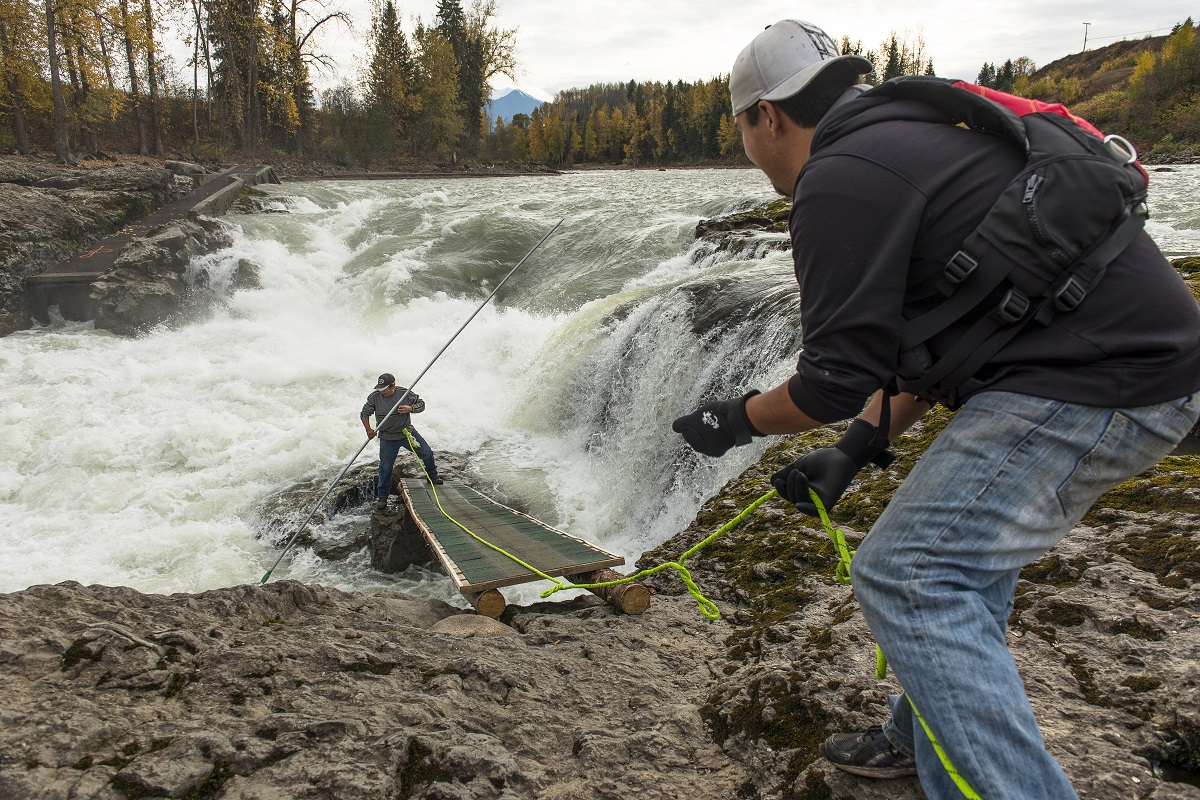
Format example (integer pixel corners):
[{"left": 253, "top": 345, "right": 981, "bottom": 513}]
[
  {"left": 231, "top": 259, "right": 262, "bottom": 291},
  {"left": 369, "top": 507, "right": 435, "bottom": 572},
  {"left": 255, "top": 463, "right": 378, "bottom": 547},
  {"left": 165, "top": 160, "right": 208, "bottom": 177},
  {"left": 0, "top": 581, "right": 747, "bottom": 800},
  {"left": 695, "top": 197, "right": 791, "bottom": 236},
  {"left": 88, "top": 218, "right": 234, "bottom": 335},
  {"left": 33, "top": 164, "right": 172, "bottom": 196},
  {"left": 255, "top": 453, "right": 470, "bottom": 561},
  {"left": 670, "top": 260, "right": 802, "bottom": 337},
  {"left": 0, "top": 160, "right": 180, "bottom": 336}
]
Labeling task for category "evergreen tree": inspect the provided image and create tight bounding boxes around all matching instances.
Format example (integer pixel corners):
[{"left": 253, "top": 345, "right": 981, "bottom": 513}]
[
  {"left": 411, "top": 21, "right": 461, "bottom": 158},
  {"left": 976, "top": 62, "right": 996, "bottom": 87},
  {"left": 365, "top": 0, "right": 414, "bottom": 149}
]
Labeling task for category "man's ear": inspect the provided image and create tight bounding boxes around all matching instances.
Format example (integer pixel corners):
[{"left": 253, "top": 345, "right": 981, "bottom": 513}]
[{"left": 758, "top": 100, "right": 786, "bottom": 137}]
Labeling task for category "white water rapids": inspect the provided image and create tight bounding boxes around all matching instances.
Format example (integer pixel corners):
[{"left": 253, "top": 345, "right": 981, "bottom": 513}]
[{"left": 2, "top": 166, "right": 1198, "bottom": 606}]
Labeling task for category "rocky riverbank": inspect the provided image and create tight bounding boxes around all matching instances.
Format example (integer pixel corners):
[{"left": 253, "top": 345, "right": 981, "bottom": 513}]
[
  {"left": 3, "top": 418, "right": 1199, "bottom": 800},
  {"left": 2, "top": 172, "right": 1199, "bottom": 800},
  {"left": 0, "top": 156, "right": 192, "bottom": 336}
]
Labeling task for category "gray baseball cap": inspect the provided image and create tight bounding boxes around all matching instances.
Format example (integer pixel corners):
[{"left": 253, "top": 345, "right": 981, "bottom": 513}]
[{"left": 730, "top": 20, "right": 872, "bottom": 115}]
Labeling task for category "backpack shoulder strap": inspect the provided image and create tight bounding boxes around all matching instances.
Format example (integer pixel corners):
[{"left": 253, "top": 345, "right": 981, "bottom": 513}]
[{"left": 864, "top": 76, "right": 1029, "bottom": 153}]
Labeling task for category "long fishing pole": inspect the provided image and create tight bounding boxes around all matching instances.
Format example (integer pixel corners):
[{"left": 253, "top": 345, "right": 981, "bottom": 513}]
[{"left": 260, "top": 218, "right": 565, "bottom": 584}]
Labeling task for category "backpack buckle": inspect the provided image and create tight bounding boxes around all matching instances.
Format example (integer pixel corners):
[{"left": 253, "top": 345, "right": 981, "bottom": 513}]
[
  {"left": 993, "top": 288, "right": 1030, "bottom": 324},
  {"left": 944, "top": 251, "right": 978, "bottom": 285},
  {"left": 1054, "top": 276, "right": 1087, "bottom": 312}
]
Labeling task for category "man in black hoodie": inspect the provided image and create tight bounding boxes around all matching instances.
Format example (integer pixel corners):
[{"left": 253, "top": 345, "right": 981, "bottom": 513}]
[{"left": 672, "top": 19, "right": 1200, "bottom": 800}]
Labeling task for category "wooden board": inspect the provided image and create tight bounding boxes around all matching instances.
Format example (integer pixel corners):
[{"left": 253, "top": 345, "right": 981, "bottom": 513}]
[{"left": 398, "top": 480, "right": 624, "bottom": 593}]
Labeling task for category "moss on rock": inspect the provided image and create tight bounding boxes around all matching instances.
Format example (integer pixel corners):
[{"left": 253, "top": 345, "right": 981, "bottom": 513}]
[
  {"left": 1171, "top": 256, "right": 1200, "bottom": 275},
  {"left": 695, "top": 197, "right": 792, "bottom": 236},
  {"left": 1105, "top": 520, "right": 1200, "bottom": 589}
]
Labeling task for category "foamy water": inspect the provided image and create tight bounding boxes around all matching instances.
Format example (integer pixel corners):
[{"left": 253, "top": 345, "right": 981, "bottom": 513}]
[{"left": 2, "top": 165, "right": 1197, "bottom": 604}]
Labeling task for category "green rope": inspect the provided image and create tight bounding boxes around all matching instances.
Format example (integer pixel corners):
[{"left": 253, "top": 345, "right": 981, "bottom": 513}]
[
  {"left": 908, "top": 694, "right": 984, "bottom": 800},
  {"left": 540, "top": 488, "right": 781, "bottom": 619},
  {"left": 398, "top": 442, "right": 977, "bottom": 797}
]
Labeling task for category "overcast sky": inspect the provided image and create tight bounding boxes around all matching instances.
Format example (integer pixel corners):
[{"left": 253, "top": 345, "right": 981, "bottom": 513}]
[{"left": 254, "top": 0, "right": 1197, "bottom": 100}]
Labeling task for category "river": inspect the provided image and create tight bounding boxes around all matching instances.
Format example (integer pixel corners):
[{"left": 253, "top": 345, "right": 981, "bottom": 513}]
[{"left": 2, "top": 166, "right": 1198, "bottom": 605}]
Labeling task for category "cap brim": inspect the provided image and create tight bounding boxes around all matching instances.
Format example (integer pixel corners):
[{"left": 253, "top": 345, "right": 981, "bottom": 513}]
[{"left": 757, "top": 54, "right": 872, "bottom": 107}]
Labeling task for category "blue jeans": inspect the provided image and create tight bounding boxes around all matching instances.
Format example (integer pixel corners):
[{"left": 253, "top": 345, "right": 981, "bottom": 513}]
[
  {"left": 852, "top": 390, "right": 1200, "bottom": 800},
  {"left": 377, "top": 428, "right": 438, "bottom": 500}
]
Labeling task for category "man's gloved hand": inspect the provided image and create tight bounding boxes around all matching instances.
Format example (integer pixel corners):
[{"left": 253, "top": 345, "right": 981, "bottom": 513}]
[
  {"left": 672, "top": 390, "right": 762, "bottom": 457},
  {"left": 771, "top": 418, "right": 893, "bottom": 515}
]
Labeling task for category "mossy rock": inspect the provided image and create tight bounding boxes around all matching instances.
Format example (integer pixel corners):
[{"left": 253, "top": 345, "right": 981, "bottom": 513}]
[
  {"left": 1171, "top": 256, "right": 1200, "bottom": 275},
  {"left": 1105, "top": 519, "right": 1200, "bottom": 589},
  {"left": 663, "top": 400, "right": 1198, "bottom": 611},
  {"left": 696, "top": 197, "right": 792, "bottom": 235}
]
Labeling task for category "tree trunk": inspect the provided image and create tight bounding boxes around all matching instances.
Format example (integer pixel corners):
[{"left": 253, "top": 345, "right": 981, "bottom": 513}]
[
  {"left": 569, "top": 568, "right": 651, "bottom": 615},
  {"left": 7, "top": 78, "right": 31, "bottom": 154},
  {"left": 464, "top": 589, "right": 506, "bottom": 619},
  {"left": 142, "top": 0, "right": 163, "bottom": 156},
  {"left": 95, "top": 13, "right": 116, "bottom": 89},
  {"left": 190, "top": 0, "right": 201, "bottom": 160},
  {"left": 118, "top": 0, "right": 146, "bottom": 155},
  {"left": 67, "top": 37, "right": 100, "bottom": 156},
  {"left": 44, "top": 0, "right": 73, "bottom": 164},
  {"left": 246, "top": 46, "right": 258, "bottom": 152}
]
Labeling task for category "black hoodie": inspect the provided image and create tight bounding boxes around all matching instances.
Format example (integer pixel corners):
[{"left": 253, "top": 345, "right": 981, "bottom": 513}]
[{"left": 784, "top": 94, "right": 1200, "bottom": 423}]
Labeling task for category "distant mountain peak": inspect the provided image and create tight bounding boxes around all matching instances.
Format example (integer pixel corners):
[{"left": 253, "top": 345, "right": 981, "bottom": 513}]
[{"left": 486, "top": 89, "right": 548, "bottom": 126}]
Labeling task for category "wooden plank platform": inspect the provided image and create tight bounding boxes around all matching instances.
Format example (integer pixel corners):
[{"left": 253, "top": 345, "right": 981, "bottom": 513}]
[{"left": 399, "top": 479, "right": 624, "bottom": 593}]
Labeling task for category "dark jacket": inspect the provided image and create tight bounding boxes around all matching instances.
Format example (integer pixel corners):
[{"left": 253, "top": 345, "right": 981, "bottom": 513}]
[
  {"left": 785, "top": 95, "right": 1200, "bottom": 423},
  {"left": 361, "top": 388, "right": 425, "bottom": 441}
]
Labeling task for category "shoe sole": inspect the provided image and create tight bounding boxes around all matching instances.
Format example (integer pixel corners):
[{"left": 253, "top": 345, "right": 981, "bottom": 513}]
[
  {"left": 820, "top": 743, "right": 917, "bottom": 779},
  {"left": 825, "top": 762, "right": 918, "bottom": 779}
]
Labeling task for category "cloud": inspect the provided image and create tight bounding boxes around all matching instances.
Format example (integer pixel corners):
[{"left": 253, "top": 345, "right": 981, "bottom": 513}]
[{"left": 168, "top": 0, "right": 1195, "bottom": 99}]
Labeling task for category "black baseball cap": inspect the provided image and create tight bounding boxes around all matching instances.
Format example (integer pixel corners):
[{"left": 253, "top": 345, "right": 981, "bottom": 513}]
[{"left": 374, "top": 373, "right": 395, "bottom": 389}]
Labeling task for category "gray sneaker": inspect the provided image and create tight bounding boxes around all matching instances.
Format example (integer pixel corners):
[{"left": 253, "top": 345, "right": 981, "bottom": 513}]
[
  {"left": 820, "top": 725, "right": 918, "bottom": 779},
  {"left": 374, "top": 498, "right": 389, "bottom": 511}
]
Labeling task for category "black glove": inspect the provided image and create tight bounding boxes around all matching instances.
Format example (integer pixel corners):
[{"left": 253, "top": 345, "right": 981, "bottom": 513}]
[
  {"left": 672, "top": 391, "right": 763, "bottom": 457},
  {"left": 771, "top": 419, "right": 893, "bottom": 515}
]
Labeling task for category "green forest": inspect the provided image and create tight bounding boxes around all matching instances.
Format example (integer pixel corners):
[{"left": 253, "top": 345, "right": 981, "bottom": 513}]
[{"left": 1, "top": 0, "right": 1199, "bottom": 168}]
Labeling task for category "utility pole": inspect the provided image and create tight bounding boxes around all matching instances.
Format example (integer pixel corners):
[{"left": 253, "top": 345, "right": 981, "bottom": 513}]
[{"left": 1082, "top": 22, "right": 1092, "bottom": 51}]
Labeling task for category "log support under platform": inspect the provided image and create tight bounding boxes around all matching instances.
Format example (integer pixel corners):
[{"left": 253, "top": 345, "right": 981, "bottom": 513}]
[
  {"left": 569, "top": 568, "right": 651, "bottom": 615},
  {"left": 465, "top": 589, "right": 507, "bottom": 619}
]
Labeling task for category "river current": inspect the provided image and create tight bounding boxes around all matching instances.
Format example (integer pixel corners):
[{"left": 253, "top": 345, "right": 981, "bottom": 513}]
[{"left": 2, "top": 166, "right": 1198, "bottom": 604}]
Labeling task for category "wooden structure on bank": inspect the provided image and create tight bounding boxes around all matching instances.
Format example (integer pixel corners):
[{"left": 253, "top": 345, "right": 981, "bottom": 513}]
[
  {"left": 398, "top": 479, "right": 649, "bottom": 619},
  {"left": 25, "top": 164, "right": 279, "bottom": 324}
]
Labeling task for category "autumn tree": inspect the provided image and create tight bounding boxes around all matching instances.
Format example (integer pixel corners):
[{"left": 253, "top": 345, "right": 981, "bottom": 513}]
[
  {"left": 878, "top": 30, "right": 932, "bottom": 82},
  {"left": 460, "top": 0, "right": 514, "bottom": 148},
  {"left": 411, "top": 21, "right": 461, "bottom": 158},
  {"left": 140, "top": 0, "right": 162, "bottom": 153},
  {"left": 278, "top": 0, "right": 346, "bottom": 150},
  {"left": 0, "top": 0, "right": 46, "bottom": 152},
  {"left": 58, "top": 0, "right": 123, "bottom": 155}
]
